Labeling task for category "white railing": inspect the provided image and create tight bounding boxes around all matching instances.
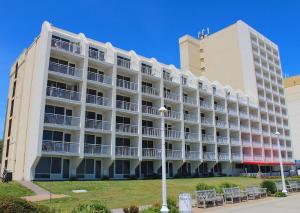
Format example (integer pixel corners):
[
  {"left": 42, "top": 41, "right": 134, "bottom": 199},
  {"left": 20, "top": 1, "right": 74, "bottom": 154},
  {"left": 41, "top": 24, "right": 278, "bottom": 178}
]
[
  {"left": 230, "top": 138, "right": 240, "bottom": 145},
  {"left": 203, "top": 152, "right": 216, "bottom": 161},
  {"left": 185, "top": 151, "right": 200, "bottom": 160},
  {"left": 216, "top": 121, "right": 227, "bottom": 128},
  {"left": 166, "top": 149, "right": 182, "bottom": 159},
  {"left": 232, "top": 153, "right": 242, "bottom": 161},
  {"left": 219, "top": 153, "right": 230, "bottom": 161},
  {"left": 115, "top": 146, "right": 138, "bottom": 157},
  {"left": 243, "top": 155, "right": 253, "bottom": 161},
  {"left": 86, "top": 94, "right": 111, "bottom": 107},
  {"left": 116, "top": 123, "right": 138, "bottom": 134},
  {"left": 202, "top": 135, "right": 215, "bottom": 143},
  {"left": 142, "top": 148, "right": 161, "bottom": 158},
  {"left": 253, "top": 155, "right": 263, "bottom": 161},
  {"left": 42, "top": 141, "right": 79, "bottom": 153},
  {"left": 116, "top": 100, "right": 138, "bottom": 112},
  {"left": 87, "top": 71, "right": 112, "bottom": 85},
  {"left": 185, "top": 132, "right": 199, "bottom": 141},
  {"left": 142, "top": 105, "right": 160, "bottom": 116},
  {"left": 48, "top": 61, "right": 81, "bottom": 77},
  {"left": 242, "top": 139, "right": 251, "bottom": 146},
  {"left": 183, "top": 96, "right": 197, "bottom": 105},
  {"left": 44, "top": 113, "right": 80, "bottom": 127},
  {"left": 252, "top": 141, "right": 262, "bottom": 147},
  {"left": 164, "top": 91, "right": 180, "bottom": 101},
  {"left": 117, "top": 57, "right": 131, "bottom": 69},
  {"left": 228, "top": 109, "right": 237, "bottom": 115},
  {"left": 117, "top": 79, "right": 138, "bottom": 91},
  {"left": 142, "top": 127, "right": 161, "bottom": 137},
  {"left": 51, "top": 37, "right": 81, "bottom": 54},
  {"left": 240, "top": 126, "right": 250, "bottom": 132},
  {"left": 201, "top": 118, "right": 213, "bottom": 126},
  {"left": 239, "top": 112, "right": 248, "bottom": 118},
  {"left": 142, "top": 85, "right": 160, "bottom": 96},
  {"left": 214, "top": 89, "right": 225, "bottom": 97},
  {"left": 214, "top": 104, "right": 225, "bottom": 113},
  {"left": 239, "top": 97, "right": 248, "bottom": 105},
  {"left": 46, "top": 87, "right": 80, "bottom": 101},
  {"left": 165, "top": 130, "right": 181, "bottom": 139},
  {"left": 164, "top": 110, "right": 181, "bottom": 120},
  {"left": 184, "top": 114, "right": 198, "bottom": 122},
  {"left": 229, "top": 123, "right": 239, "bottom": 129},
  {"left": 141, "top": 66, "right": 160, "bottom": 78},
  {"left": 251, "top": 128, "right": 260, "bottom": 134},
  {"left": 200, "top": 100, "right": 212, "bottom": 109},
  {"left": 85, "top": 119, "right": 111, "bottom": 131},
  {"left": 84, "top": 144, "right": 111, "bottom": 156},
  {"left": 265, "top": 156, "right": 272, "bottom": 162},
  {"left": 217, "top": 136, "right": 229, "bottom": 144},
  {"left": 263, "top": 143, "right": 271, "bottom": 148},
  {"left": 89, "top": 49, "right": 105, "bottom": 61}
]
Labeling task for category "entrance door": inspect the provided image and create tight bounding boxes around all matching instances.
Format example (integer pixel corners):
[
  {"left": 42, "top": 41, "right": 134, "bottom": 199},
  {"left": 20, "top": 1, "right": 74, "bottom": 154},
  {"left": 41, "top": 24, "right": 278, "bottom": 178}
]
[
  {"left": 63, "top": 159, "right": 70, "bottom": 179},
  {"left": 95, "top": 161, "right": 101, "bottom": 178},
  {"left": 166, "top": 162, "right": 173, "bottom": 177}
]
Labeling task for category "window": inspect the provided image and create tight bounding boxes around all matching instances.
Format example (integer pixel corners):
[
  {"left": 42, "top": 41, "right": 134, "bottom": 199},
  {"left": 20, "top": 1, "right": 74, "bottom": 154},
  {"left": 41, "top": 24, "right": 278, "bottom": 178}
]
[
  {"left": 142, "top": 81, "right": 152, "bottom": 87},
  {"left": 142, "top": 140, "right": 153, "bottom": 148},
  {"left": 117, "top": 56, "right": 131, "bottom": 69},
  {"left": 12, "top": 81, "right": 16, "bottom": 98},
  {"left": 163, "top": 70, "right": 171, "bottom": 81},
  {"left": 142, "top": 120, "right": 153, "bottom": 127},
  {"left": 198, "top": 82, "right": 203, "bottom": 89},
  {"left": 10, "top": 100, "right": 14, "bottom": 117},
  {"left": 181, "top": 76, "right": 187, "bottom": 85},
  {"left": 5, "top": 139, "right": 10, "bottom": 157},
  {"left": 14, "top": 62, "right": 18, "bottom": 79},
  {"left": 115, "top": 160, "right": 130, "bottom": 175},
  {"left": 7, "top": 119, "right": 12, "bottom": 137},
  {"left": 116, "top": 116, "right": 130, "bottom": 124},
  {"left": 35, "top": 157, "right": 51, "bottom": 178},
  {"left": 142, "top": 100, "right": 153, "bottom": 107},
  {"left": 85, "top": 159, "right": 94, "bottom": 174},
  {"left": 51, "top": 157, "right": 62, "bottom": 174},
  {"left": 116, "top": 137, "right": 130, "bottom": 147},
  {"left": 116, "top": 95, "right": 130, "bottom": 102}
]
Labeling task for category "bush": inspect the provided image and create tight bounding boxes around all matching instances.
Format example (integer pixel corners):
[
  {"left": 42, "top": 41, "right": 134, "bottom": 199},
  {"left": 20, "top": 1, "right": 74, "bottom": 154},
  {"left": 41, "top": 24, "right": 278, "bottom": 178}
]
[
  {"left": 275, "top": 191, "right": 287, "bottom": 197},
  {"left": 196, "top": 183, "right": 214, "bottom": 191},
  {"left": 0, "top": 195, "right": 52, "bottom": 213},
  {"left": 261, "top": 180, "right": 276, "bottom": 195},
  {"left": 217, "top": 182, "right": 239, "bottom": 193},
  {"left": 141, "top": 198, "right": 178, "bottom": 213},
  {"left": 71, "top": 201, "right": 111, "bottom": 213},
  {"left": 123, "top": 205, "right": 139, "bottom": 213}
]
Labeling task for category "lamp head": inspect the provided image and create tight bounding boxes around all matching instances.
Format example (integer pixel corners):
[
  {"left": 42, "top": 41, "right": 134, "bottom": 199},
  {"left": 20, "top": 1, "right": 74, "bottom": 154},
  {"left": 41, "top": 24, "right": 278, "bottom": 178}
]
[
  {"left": 159, "top": 106, "right": 168, "bottom": 113},
  {"left": 275, "top": 131, "right": 280, "bottom": 136}
]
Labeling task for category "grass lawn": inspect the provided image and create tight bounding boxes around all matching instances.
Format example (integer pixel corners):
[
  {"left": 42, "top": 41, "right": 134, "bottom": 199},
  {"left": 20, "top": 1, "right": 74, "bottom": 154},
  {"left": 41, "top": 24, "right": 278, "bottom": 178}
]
[
  {"left": 0, "top": 181, "right": 34, "bottom": 197},
  {"left": 36, "top": 177, "right": 264, "bottom": 211}
]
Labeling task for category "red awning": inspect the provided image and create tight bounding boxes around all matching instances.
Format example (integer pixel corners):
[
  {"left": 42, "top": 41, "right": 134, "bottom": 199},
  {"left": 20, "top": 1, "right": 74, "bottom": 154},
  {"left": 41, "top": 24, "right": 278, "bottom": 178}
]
[{"left": 243, "top": 161, "right": 295, "bottom": 166}]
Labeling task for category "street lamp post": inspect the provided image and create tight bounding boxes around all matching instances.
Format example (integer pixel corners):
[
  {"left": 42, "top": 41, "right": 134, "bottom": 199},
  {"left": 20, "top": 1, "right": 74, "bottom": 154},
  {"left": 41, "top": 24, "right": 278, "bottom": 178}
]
[
  {"left": 275, "top": 131, "right": 287, "bottom": 194},
  {"left": 159, "top": 106, "right": 169, "bottom": 213}
]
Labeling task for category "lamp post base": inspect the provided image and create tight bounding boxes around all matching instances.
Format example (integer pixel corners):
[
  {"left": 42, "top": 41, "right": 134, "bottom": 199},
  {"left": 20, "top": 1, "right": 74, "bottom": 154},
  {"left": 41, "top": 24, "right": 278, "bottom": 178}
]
[
  {"left": 160, "top": 205, "right": 169, "bottom": 213},
  {"left": 282, "top": 189, "right": 288, "bottom": 195}
]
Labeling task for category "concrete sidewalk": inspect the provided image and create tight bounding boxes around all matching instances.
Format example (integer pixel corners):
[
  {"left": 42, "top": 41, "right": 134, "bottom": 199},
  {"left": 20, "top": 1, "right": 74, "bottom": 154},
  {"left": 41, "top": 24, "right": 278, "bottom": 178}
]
[{"left": 192, "top": 193, "right": 300, "bottom": 213}]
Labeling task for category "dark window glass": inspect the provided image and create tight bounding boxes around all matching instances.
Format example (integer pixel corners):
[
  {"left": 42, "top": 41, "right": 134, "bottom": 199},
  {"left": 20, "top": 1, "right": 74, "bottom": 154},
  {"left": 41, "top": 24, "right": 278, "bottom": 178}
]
[
  {"left": 36, "top": 157, "right": 51, "bottom": 174},
  {"left": 7, "top": 119, "right": 12, "bottom": 137},
  {"left": 12, "top": 82, "right": 16, "bottom": 97},
  {"left": 43, "top": 130, "right": 53, "bottom": 141},
  {"left": 5, "top": 139, "right": 10, "bottom": 157},
  {"left": 76, "top": 160, "right": 85, "bottom": 174},
  {"left": 14, "top": 62, "right": 18, "bottom": 79},
  {"left": 86, "top": 159, "right": 94, "bottom": 174},
  {"left": 45, "top": 105, "right": 54, "bottom": 114},
  {"left": 10, "top": 100, "right": 14, "bottom": 117},
  {"left": 85, "top": 134, "right": 95, "bottom": 144},
  {"left": 53, "top": 131, "right": 63, "bottom": 141},
  {"left": 64, "top": 133, "right": 71, "bottom": 142},
  {"left": 51, "top": 157, "right": 61, "bottom": 174}
]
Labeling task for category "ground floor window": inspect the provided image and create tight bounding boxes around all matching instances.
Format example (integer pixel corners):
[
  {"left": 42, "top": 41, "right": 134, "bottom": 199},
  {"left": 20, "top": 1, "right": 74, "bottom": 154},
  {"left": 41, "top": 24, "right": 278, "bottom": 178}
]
[
  {"left": 35, "top": 157, "right": 61, "bottom": 179},
  {"left": 141, "top": 161, "right": 154, "bottom": 177},
  {"left": 76, "top": 159, "right": 95, "bottom": 178},
  {"left": 115, "top": 160, "right": 130, "bottom": 176}
]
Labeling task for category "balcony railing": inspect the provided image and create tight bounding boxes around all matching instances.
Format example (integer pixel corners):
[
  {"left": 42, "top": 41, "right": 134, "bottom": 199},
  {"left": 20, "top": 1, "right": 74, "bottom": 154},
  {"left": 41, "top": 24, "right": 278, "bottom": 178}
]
[
  {"left": 185, "top": 151, "right": 200, "bottom": 160},
  {"left": 200, "top": 100, "right": 212, "bottom": 109},
  {"left": 116, "top": 123, "right": 138, "bottom": 134},
  {"left": 239, "top": 112, "right": 248, "bottom": 119},
  {"left": 85, "top": 119, "right": 111, "bottom": 131},
  {"left": 242, "top": 139, "right": 251, "bottom": 146},
  {"left": 117, "top": 79, "right": 138, "bottom": 91},
  {"left": 84, "top": 144, "right": 111, "bottom": 156},
  {"left": 164, "top": 91, "right": 180, "bottom": 102},
  {"left": 46, "top": 87, "right": 80, "bottom": 101},
  {"left": 232, "top": 153, "right": 242, "bottom": 161},
  {"left": 142, "top": 85, "right": 160, "bottom": 96},
  {"left": 48, "top": 62, "right": 81, "bottom": 77},
  {"left": 164, "top": 110, "right": 181, "bottom": 120},
  {"left": 142, "top": 127, "right": 161, "bottom": 137},
  {"left": 202, "top": 135, "right": 215, "bottom": 144},
  {"left": 219, "top": 153, "right": 230, "bottom": 161},
  {"left": 214, "top": 104, "right": 225, "bottom": 113},
  {"left": 230, "top": 138, "right": 240, "bottom": 145},
  {"left": 201, "top": 118, "right": 213, "bottom": 126},
  {"left": 203, "top": 152, "right": 216, "bottom": 161},
  {"left": 142, "top": 105, "right": 160, "bottom": 116},
  {"left": 216, "top": 136, "right": 228, "bottom": 144},
  {"left": 51, "top": 37, "right": 81, "bottom": 54},
  {"left": 228, "top": 109, "right": 237, "bottom": 116},
  {"left": 142, "top": 148, "right": 161, "bottom": 159},
  {"left": 185, "top": 132, "right": 199, "bottom": 141},
  {"left": 44, "top": 113, "right": 80, "bottom": 127},
  {"left": 87, "top": 71, "right": 112, "bottom": 85},
  {"left": 184, "top": 114, "right": 198, "bottom": 122},
  {"left": 86, "top": 94, "right": 111, "bottom": 107},
  {"left": 116, "top": 100, "right": 138, "bottom": 112},
  {"left": 165, "top": 130, "right": 181, "bottom": 139},
  {"left": 243, "top": 155, "right": 253, "bottom": 161},
  {"left": 183, "top": 96, "right": 197, "bottom": 105},
  {"left": 251, "top": 128, "right": 260, "bottom": 134},
  {"left": 115, "top": 146, "right": 138, "bottom": 157},
  {"left": 240, "top": 126, "right": 250, "bottom": 132},
  {"left": 252, "top": 141, "right": 262, "bottom": 147},
  {"left": 89, "top": 49, "right": 105, "bottom": 61},
  {"left": 166, "top": 149, "right": 182, "bottom": 159},
  {"left": 253, "top": 155, "right": 263, "bottom": 161},
  {"left": 229, "top": 123, "right": 239, "bottom": 130},
  {"left": 42, "top": 141, "right": 79, "bottom": 154},
  {"left": 216, "top": 121, "right": 227, "bottom": 128},
  {"left": 117, "top": 58, "right": 131, "bottom": 69}
]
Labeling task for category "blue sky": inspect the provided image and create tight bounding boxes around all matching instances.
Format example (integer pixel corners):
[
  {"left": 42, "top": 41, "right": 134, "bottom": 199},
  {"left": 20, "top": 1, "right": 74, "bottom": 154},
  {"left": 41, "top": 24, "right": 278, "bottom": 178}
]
[{"left": 0, "top": 0, "right": 300, "bottom": 138}]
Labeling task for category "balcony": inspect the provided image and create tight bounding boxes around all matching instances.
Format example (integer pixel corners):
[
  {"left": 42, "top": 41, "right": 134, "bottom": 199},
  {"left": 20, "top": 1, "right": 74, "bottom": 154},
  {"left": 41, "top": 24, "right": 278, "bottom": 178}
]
[
  {"left": 239, "top": 112, "right": 248, "bottom": 119},
  {"left": 203, "top": 152, "right": 216, "bottom": 161},
  {"left": 229, "top": 123, "right": 239, "bottom": 130},
  {"left": 230, "top": 137, "right": 240, "bottom": 146},
  {"left": 164, "top": 110, "right": 181, "bottom": 120},
  {"left": 250, "top": 115, "right": 259, "bottom": 120},
  {"left": 165, "top": 130, "right": 181, "bottom": 140},
  {"left": 240, "top": 126, "right": 250, "bottom": 132},
  {"left": 201, "top": 118, "right": 213, "bottom": 126},
  {"left": 185, "top": 151, "right": 200, "bottom": 160},
  {"left": 232, "top": 153, "right": 242, "bottom": 161},
  {"left": 85, "top": 119, "right": 111, "bottom": 131},
  {"left": 51, "top": 37, "right": 81, "bottom": 55},
  {"left": 263, "top": 143, "right": 271, "bottom": 148},
  {"left": 243, "top": 155, "right": 253, "bottom": 161},
  {"left": 142, "top": 105, "right": 160, "bottom": 116},
  {"left": 86, "top": 94, "right": 111, "bottom": 107},
  {"left": 184, "top": 114, "right": 198, "bottom": 123},
  {"left": 214, "top": 104, "right": 225, "bottom": 113},
  {"left": 48, "top": 62, "right": 81, "bottom": 78},
  {"left": 185, "top": 132, "right": 199, "bottom": 142},
  {"left": 228, "top": 109, "right": 238, "bottom": 116},
  {"left": 89, "top": 49, "right": 105, "bottom": 61},
  {"left": 218, "top": 153, "right": 230, "bottom": 161},
  {"left": 115, "top": 146, "right": 138, "bottom": 158},
  {"left": 164, "top": 91, "right": 180, "bottom": 102},
  {"left": 116, "top": 123, "right": 138, "bottom": 134},
  {"left": 252, "top": 141, "right": 262, "bottom": 148},
  {"left": 166, "top": 149, "right": 182, "bottom": 160},
  {"left": 116, "top": 100, "right": 138, "bottom": 112},
  {"left": 200, "top": 101, "right": 212, "bottom": 110},
  {"left": 183, "top": 96, "right": 197, "bottom": 105},
  {"left": 117, "top": 57, "right": 131, "bottom": 69},
  {"left": 142, "top": 148, "right": 161, "bottom": 159},
  {"left": 142, "top": 85, "right": 160, "bottom": 97},
  {"left": 117, "top": 79, "right": 138, "bottom": 91},
  {"left": 46, "top": 87, "right": 80, "bottom": 102},
  {"left": 215, "top": 121, "right": 227, "bottom": 128},
  {"left": 202, "top": 135, "right": 215, "bottom": 144},
  {"left": 242, "top": 139, "right": 251, "bottom": 146},
  {"left": 44, "top": 113, "right": 80, "bottom": 127},
  {"left": 84, "top": 144, "right": 111, "bottom": 156},
  {"left": 217, "top": 136, "right": 229, "bottom": 145},
  {"left": 253, "top": 155, "right": 263, "bottom": 161},
  {"left": 42, "top": 141, "right": 79, "bottom": 154},
  {"left": 142, "top": 127, "right": 161, "bottom": 138},
  {"left": 251, "top": 128, "right": 260, "bottom": 134},
  {"left": 87, "top": 71, "right": 112, "bottom": 85},
  {"left": 141, "top": 65, "right": 160, "bottom": 78}
]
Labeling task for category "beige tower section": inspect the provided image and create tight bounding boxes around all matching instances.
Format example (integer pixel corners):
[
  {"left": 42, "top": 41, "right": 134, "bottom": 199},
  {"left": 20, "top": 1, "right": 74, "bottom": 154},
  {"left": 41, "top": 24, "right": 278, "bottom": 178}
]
[{"left": 284, "top": 75, "right": 300, "bottom": 160}]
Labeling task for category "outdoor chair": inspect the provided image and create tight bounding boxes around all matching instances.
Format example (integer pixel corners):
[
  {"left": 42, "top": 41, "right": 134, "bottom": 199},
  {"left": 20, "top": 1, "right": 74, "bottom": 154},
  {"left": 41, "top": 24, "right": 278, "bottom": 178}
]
[
  {"left": 246, "top": 185, "right": 267, "bottom": 199},
  {"left": 223, "top": 187, "right": 248, "bottom": 204},
  {"left": 287, "top": 181, "right": 300, "bottom": 192},
  {"left": 195, "top": 189, "right": 224, "bottom": 208},
  {"left": 275, "top": 182, "right": 293, "bottom": 192}
]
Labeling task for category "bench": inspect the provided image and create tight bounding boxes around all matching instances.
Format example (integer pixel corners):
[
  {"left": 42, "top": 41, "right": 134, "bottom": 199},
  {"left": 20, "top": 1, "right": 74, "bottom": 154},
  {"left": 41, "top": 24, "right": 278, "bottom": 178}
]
[
  {"left": 288, "top": 181, "right": 300, "bottom": 192},
  {"left": 275, "top": 182, "right": 293, "bottom": 192},
  {"left": 195, "top": 189, "right": 224, "bottom": 208},
  {"left": 223, "top": 187, "right": 248, "bottom": 204},
  {"left": 246, "top": 185, "right": 267, "bottom": 199}
]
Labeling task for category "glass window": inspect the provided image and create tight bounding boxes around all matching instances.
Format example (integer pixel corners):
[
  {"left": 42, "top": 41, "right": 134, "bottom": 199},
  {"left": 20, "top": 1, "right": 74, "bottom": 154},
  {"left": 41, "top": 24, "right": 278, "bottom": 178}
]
[
  {"left": 45, "top": 105, "right": 54, "bottom": 114},
  {"left": 53, "top": 131, "right": 63, "bottom": 141},
  {"left": 51, "top": 157, "right": 61, "bottom": 174},
  {"left": 36, "top": 157, "right": 51, "bottom": 174},
  {"left": 43, "top": 130, "right": 53, "bottom": 141},
  {"left": 76, "top": 160, "right": 85, "bottom": 175},
  {"left": 85, "top": 159, "right": 94, "bottom": 174}
]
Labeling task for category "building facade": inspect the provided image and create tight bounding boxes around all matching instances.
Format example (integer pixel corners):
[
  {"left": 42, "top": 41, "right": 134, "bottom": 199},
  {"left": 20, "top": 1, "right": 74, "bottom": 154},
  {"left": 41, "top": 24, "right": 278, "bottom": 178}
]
[
  {"left": 284, "top": 75, "right": 300, "bottom": 162},
  {"left": 1, "top": 21, "right": 294, "bottom": 181}
]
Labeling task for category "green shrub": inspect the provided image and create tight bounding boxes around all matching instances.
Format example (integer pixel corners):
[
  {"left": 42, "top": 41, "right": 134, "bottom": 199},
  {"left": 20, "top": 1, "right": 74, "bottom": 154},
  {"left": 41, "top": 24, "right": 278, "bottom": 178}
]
[
  {"left": 123, "top": 205, "right": 139, "bottom": 213},
  {"left": 275, "top": 191, "right": 287, "bottom": 197},
  {"left": 141, "top": 198, "right": 178, "bottom": 213},
  {"left": 0, "top": 195, "right": 52, "bottom": 213},
  {"left": 261, "top": 180, "right": 276, "bottom": 194},
  {"left": 196, "top": 183, "right": 214, "bottom": 191},
  {"left": 217, "top": 182, "right": 238, "bottom": 193},
  {"left": 71, "top": 201, "right": 111, "bottom": 213}
]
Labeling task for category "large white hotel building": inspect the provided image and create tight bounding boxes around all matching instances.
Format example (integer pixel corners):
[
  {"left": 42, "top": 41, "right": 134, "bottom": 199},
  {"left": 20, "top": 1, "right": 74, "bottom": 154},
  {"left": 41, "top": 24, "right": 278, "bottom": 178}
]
[{"left": 1, "top": 20, "right": 294, "bottom": 180}]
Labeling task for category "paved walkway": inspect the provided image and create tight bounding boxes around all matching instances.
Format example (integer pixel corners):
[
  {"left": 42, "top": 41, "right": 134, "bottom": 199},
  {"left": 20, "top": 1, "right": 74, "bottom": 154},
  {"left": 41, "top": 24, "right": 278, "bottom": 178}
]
[
  {"left": 192, "top": 193, "right": 300, "bottom": 213},
  {"left": 19, "top": 180, "right": 66, "bottom": 202}
]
